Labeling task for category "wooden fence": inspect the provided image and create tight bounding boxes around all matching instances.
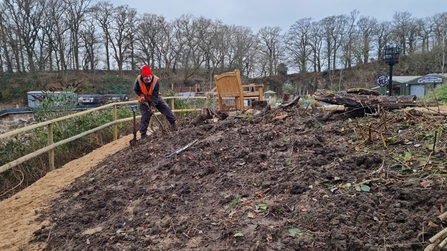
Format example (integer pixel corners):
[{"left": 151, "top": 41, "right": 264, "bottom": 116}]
[{"left": 0, "top": 96, "right": 208, "bottom": 174}]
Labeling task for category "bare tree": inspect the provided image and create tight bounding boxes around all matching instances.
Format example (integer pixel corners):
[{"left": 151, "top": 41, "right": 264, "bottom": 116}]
[
  {"left": 193, "top": 17, "right": 216, "bottom": 84},
  {"left": 65, "top": 0, "right": 92, "bottom": 70},
  {"left": 0, "top": 5, "right": 14, "bottom": 73},
  {"left": 3, "top": 0, "right": 47, "bottom": 73},
  {"left": 432, "top": 12, "right": 447, "bottom": 46},
  {"left": 135, "top": 13, "right": 165, "bottom": 70},
  {"left": 341, "top": 10, "right": 359, "bottom": 68},
  {"left": 257, "top": 26, "right": 284, "bottom": 76},
  {"left": 227, "top": 25, "right": 256, "bottom": 76},
  {"left": 321, "top": 15, "right": 347, "bottom": 84},
  {"left": 41, "top": 0, "right": 71, "bottom": 72},
  {"left": 356, "top": 16, "right": 378, "bottom": 63},
  {"left": 285, "top": 18, "right": 313, "bottom": 73},
  {"left": 417, "top": 17, "right": 433, "bottom": 52},
  {"left": 158, "top": 19, "right": 178, "bottom": 76},
  {"left": 238, "top": 29, "right": 258, "bottom": 78},
  {"left": 79, "top": 11, "right": 101, "bottom": 71},
  {"left": 407, "top": 18, "right": 422, "bottom": 54},
  {"left": 432, "top": 12, "right": 447, "bottom": 73},
  {"left": 2, "top": 2, "right": 447, "bottom": 82},
  {"left": 108, "top": 5, "right": 138, "bottom": 73},
  {"left": 374, "top": 21, "right": 392, "bottom": 62},
  {"left": 173, "top": 14, "right": 206, "bottom": 83},
  {"left": 331, "top": 15, "right": 348, "bottom": 71},
  {"left": 92, "top": 1, "right": 115, "bottom": 71},
  {"left": 309, "top": 20, "right": 324, "bottom": 72},
  {"left": 210, "top": 22, "right": 231, "bottom": 73},
  {"left": 392, "top": 11, "right": 420, "bottom": 54},
  {"left": 0, "top": 14, "right": 23, "bottom": 73},
  {"left": 35, "top": 25, "right": 52, "bottom": 71},
  {"left": 321, "top": 16, "right": 335, "bottom": 75}
]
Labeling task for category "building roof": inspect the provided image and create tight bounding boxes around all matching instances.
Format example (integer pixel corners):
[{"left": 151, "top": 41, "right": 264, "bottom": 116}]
[
  {"left": 392, "top": 76, "right": 422, "bottom": 83},
  {"left": 426, "top": 73, "right": 447, "bottom": 78}
]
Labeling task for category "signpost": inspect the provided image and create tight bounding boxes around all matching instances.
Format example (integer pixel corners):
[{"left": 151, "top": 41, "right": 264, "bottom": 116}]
[
  {"left": 383, "top": 46, "right": 401, "bottom": 96},
  {"left": 376, "top": 74, "right": 389, "bottom": 87}
]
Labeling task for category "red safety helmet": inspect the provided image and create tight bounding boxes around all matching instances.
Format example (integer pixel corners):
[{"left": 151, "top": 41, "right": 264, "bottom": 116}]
[{"left": 141, "top": 65, "right": 153, "bottom": 77}]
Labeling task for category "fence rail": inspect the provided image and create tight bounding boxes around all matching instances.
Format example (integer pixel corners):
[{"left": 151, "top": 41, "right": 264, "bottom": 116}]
[{"left": 0, "top": 96, "right": 208, "bottom": 174}]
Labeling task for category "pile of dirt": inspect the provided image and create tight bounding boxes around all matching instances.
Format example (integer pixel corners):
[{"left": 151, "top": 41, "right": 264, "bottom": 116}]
[{"left": 6, "top": 104, "right": 447, "bottom": 250}]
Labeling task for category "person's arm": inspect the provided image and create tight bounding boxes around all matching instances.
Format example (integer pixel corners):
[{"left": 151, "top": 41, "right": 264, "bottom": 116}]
[
  {"left": 133, "top": 77, "right": 142, "bottom": 96},
  {"left": 151, "top": 82, "right": 160, "bottom": 106}
]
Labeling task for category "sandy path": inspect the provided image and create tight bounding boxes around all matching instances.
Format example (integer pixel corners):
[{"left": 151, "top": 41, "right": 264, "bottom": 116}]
[{"left": 0, "top": 134, "right": 134, "bottom": 251}]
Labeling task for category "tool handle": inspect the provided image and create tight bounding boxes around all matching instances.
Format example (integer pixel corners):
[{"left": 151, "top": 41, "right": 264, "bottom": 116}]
[
  {"left": 130, "top": 105, "right": 137, "bottom": 114},
  {"left": 144, "top": 102, "right": 156, "bottom": 114}
]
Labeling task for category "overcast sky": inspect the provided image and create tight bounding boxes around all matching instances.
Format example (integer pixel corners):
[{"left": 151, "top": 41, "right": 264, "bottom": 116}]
[{"left": 110, "top": 0, "right": 446, "bottom": 33}]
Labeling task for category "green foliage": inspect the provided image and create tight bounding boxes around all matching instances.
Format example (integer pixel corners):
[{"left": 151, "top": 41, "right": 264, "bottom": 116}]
[
  {"left": 1, "top": 95, "right": 134, "bottom": 198},
  {"left": 233, "top": 232, "right": 244, "bottom": 237},
  {"left": 229, "top": 195, "right": 240, "bottom": 208},
  {"left": 96, "top": 76, "right": 134, "bottom": 95},
  {"left": 33, "top": 88, "right": 78, "bottom": 121},
  {"left": 288, "top": 227, "right": 301, "bottom": 236},
  {"left": 161, "top": 89, "right": 211, "bottom": 117},
  {"left": 164, "top": 89, "right": 189, "bottom": 110},
  {"left": 261, "top": 181, "right": 270, "bottom": 187},
  {"left": 355, "top": 184, "right": 371, "bottom": 192},
  {"left": 423, "top": 83, "right": 447, "bottom": 104},
  {"left": 277, "top": 63, "right": 288, "bottom": 75},
  {"left": 282, "top": 82, "right": 294, "bottom": 94},
  {"left": 264, "top": 76, "right": 284, "bottom": 95},
  {"left": 257, "top": 204, "right": 268, "bottom": 210},
  {"left": 0, "top": 136, "right": 33, "bottom": 166},
  {"left": 7, "top": 79, "right": 35, "bottom": 104}
]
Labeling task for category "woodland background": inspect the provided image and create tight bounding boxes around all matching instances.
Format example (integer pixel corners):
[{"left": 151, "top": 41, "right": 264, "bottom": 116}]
[{"left": 1, "top": 0, "right": 447, "bottom": 105}]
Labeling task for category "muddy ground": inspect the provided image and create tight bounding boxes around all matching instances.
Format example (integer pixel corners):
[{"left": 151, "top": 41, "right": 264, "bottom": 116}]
[{"left": 6, "top": 103, "right": 447, "bottom": 250}]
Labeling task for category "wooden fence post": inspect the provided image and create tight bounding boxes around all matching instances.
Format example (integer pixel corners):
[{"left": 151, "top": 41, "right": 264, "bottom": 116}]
[
  {"left": 113, "top": 104, "right": 118, "bottom": 141},
  {"left": 48, "top": 123, "right": 55, "bottom": 171}
]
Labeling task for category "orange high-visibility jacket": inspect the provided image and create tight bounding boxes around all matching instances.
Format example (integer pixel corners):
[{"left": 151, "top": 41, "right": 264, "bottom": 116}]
[{"left": 136, "top": 75, "right": 160, "bottom": 103}]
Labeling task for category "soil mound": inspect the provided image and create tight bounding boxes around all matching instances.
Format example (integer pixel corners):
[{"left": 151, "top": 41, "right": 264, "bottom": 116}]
[{"left": 5, "top": 105, "right": 447, "bottom": 250}]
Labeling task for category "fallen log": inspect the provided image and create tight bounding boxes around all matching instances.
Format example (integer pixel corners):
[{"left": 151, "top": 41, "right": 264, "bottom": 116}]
[
  {"left": 191, "top": 108, "right": 229, "bottom": 126},
  {"left": 314, "top": 89, "right": 417, "bottom": 110},
  {"left": 346, "top": 88, "right": 380, "bottom": 96},
  {"left": 280, "top": 95, "right": 300, "bottom": 109}
]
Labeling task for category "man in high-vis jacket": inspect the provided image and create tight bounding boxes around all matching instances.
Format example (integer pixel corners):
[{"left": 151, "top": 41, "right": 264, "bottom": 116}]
[{"left": 133, "top": 65, "right": 177, "bottom": 139}]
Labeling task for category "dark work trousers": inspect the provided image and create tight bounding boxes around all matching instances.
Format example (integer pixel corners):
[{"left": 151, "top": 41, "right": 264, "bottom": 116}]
[{"left": 139, "top": 96, "right": 177, "bottom": 136}]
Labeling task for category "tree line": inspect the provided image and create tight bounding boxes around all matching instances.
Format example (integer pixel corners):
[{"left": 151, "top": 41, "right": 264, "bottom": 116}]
[{"left": 1, "top": 0, "right": 447, "bottom": 84}]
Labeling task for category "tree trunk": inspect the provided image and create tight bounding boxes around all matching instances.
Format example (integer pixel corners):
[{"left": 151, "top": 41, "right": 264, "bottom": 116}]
[{"left": 313, "top": 89, "right": 417, "bottom": 110}]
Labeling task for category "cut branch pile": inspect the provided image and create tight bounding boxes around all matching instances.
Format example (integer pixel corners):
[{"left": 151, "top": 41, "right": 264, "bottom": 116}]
[
  {"left": 314, "top": 88, "right": 417, "bottom": 110},
  {"left": 424, "top": 211, "right": 447, "bottom": 251}
]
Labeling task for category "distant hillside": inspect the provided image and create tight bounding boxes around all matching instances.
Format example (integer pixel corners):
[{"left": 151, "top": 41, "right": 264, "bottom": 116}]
[{"left": 0, "top": 54, "right": 435, "bottom": 107}]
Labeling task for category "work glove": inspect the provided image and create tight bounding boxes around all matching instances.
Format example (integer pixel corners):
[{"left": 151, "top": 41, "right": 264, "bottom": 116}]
[
  {"left": 139, "top": 94, "right": 146, "bottom": 103},
  {"left": 150, "top": 106, "right": 155, "bottom": 113}
]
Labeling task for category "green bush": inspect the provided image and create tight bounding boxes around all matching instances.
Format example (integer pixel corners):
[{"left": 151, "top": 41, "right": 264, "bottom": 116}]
[
  {"left": 422, "top": 84, "right": 447, "bottom": 105},
  {"left": 0, "top": 93, "right": 135, "bottom": 199},
  {"left": 96, "top": 76, "right": 134, "bottom": 95},
  {"left": 282, "top": 82, "right": 294, "bottom": 94}
]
